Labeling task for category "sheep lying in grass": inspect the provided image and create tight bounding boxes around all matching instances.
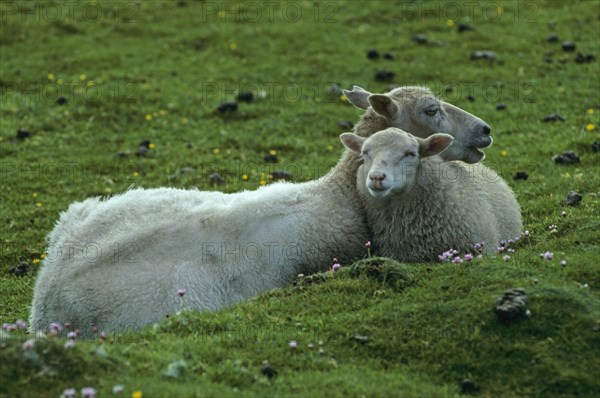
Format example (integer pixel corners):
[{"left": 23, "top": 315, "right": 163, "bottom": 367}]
[
  {"left": 343, "top": 85, "right": 493, "bottom": 163},
  {"left": 30, "top": 86, "right": 493, "bottom": 337},
  {"left": 341, "top": 127, "right": 523, "bottom": 261}
]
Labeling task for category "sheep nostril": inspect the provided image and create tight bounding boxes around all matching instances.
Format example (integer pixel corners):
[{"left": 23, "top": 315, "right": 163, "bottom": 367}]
[
  {"left": 370, "top": 173, "right": 385, "bottom": 181},
  {"left": 482, "top": 125, "right": 491, "bottom": 136}
]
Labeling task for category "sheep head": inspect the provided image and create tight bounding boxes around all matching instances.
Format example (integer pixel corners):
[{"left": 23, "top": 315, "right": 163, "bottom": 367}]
[
  {"left": 341, "top": 128, "right": 453, "bottom": 198},
  {"left": 342, "top": 85, "right": 491, "bottom": 164}
]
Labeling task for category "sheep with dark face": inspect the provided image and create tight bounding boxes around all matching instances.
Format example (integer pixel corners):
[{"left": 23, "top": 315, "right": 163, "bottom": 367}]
[
  {"left": 341, "top": 127, "right": 522, "bottom": 261},
  {"left": 343, "top": 85, "right": 492, "bottom": 164}
]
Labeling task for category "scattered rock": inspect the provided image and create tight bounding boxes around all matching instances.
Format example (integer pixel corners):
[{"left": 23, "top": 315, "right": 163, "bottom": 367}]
[
  {"left": 546, "top": 34, "right": 559, "bottom": 43},
  {"left": 592, "top": 141, "right": 600, "bottom": 152},
  {"left": 513, "top": 171, "right": 529, "bottom": 181},
  {"left": 366, "top": 49, "right": 380, "bottom": 60},
  {"left": 575, "top": 53, "right": 596, "bottom": 63},
  {"left": 466, "top": 95, "right": 475, "bottom": 102},
  {"left": 562, "top": 41, "right": 576, "bottom": 52},
  {"left": 8, "top": 262, "right": 33, "bottom": 277},
  {"left": 542, "top": 112, "right": 565, "bottom": 122},
  {"left": 457, "top": 23, "right": 475, "bottom": 32},
  {"left": 494, "top": 288, "right": 528, "bottom": 323},
  {"left": 563, "top": 191, "right": 582, "bottom": 206},
  {"left": 383, "top": 52, "right": 395, "bottom": 60},
  {"left": 326, "top": 83, "right": 343, "bottom": 96},
  {"left": 135, "top": 146, "right": 148, "bottom": 157},
  {"left": 338, "top": 120, "right": 353, "bottom": 130},
  {"left": 270, "top": 171, "right": 292, "bottom": 181},
  {"left": 496, "top": 103, "right": 506, "bottom": 111},
  {"left": 264, "top": 152, "right": 278, "bottom": 163},
  {"left": 261, "top": 362, "right": 278, "bottom": 379},
  {"left": 209, "top": 173, "right": 225, "bottom": 186},
  {"left": 353, "top": 334, "right": 369, "bottom": 345},
  {"left": 412, "top": 34, "right": 428, "bottom": 44},
  {"left": 56, "top": 96, "right": 68, "bottom": 105},
  {"left": 470, "top": 51, "right": 496, "bottom": 61},
  {"left": 16, "top": 129, "right": 31, "bottom": 140},
  {"left": 236, "top": 91, "right": 254, "bottom": 103},
  {"left": 139, "top": 139, "right": 151, "bottom": 148},
  {"left": 217, "top": 101, "right": 237, "bottom": 113},
  {"left": 460, "top": 379, "right": 479, "bottom": 394},
  {"left": 552, "top": 150, "right": 580, "bottom": 164},
  {"left": 374, "top": 70, "right": 394, "bottom": 82}
]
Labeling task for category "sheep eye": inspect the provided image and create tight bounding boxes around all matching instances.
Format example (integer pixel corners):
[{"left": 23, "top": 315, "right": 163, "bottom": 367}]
[
  {"left": 425, "top": 107, "right": 439, "bottom": 116},
  {"left": 405, "top": 150, "right": 416, "bottom": 157},
  {"left": 360, "top": 150, "right": 369, "bottom": 158}
]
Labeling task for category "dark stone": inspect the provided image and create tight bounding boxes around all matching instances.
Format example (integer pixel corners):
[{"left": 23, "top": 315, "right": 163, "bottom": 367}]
[
  {"left": 56, "top": 96, "right": 68, "bottom": 105},
  {"left": 264, "top": 153, "right": 278, "bottom": 163},
  {"left": 353, "top": 334, "right": 369, "bottom": 345},
  {"left": 16, "top": 129, "right": 31, "bottom": 140},
  {"left": 460, "top": 379, "right": 479, "bottom": 394},
  {"left": 494, "top": 288, "right": 528, "bottom": 323},
  {"left": 513, "top": 172, "right": 529, "bottom": 181},
  {"left": 457, "top": 23, "right": 475, "bottom": 32},
  {"left": 412, "top": 34, "right": 427, "bottom": 44},
  {"left": 135, "top": 146, "right": 148, "bottom": 157},
  {"left": 366, "top": 49, "right": 380, "bottom": 60},
  {"left": 575, "top": 53, "right": 596, "bottom": 63},
  {"left": 326, "top": 83, "right": 343, "bottom": 95},
  {"left": 592, "top": 141, "right": 600, "bottom": 152},
  {"left": 217, "top": 101, "right": 238, "bottom": 113},
  {"left": 562, "top": 41, "right": 576, "bottom": 52},
  {"left": 8, "top": 262, "right": 33, "bottom": 277},
  {"left": 586, "top": 54, "right": 596, "bottom": 62},
  {"left": 552, "top": 150, "right": 580, "bottom": 164},
  {"left": 209, "top": 173, "right": 225, "bottom": 186},
  {"left": 261, "top": 363, "right": 277, "bottom": 379},
  {"left": 236, "top": 91, "right": 254, "bottom": 103},
  {"left": 546, "top": 34, "right": 559, "bottom": 43},
  {"left": 116, "top": 151, "right": 127, "bottom": 158},
  {"left": 139, "top": 139, "right": 151, "bottom": 148},
  {"left": 542, "top": 112, "right": 565, "bottom": 122},
  {"left": 470, "top": 51, "right": 496, "bottom": 61},
  {"left": 270, "top": 171, "right": 292, "bottom": 181},
  {"left": 374, "top": 70, "right": 394, "bottom": 82},
  {"left": 338, "top": 120, "right": 353, "bottom": 130},
  {"left": 496, "top": 103, "right": 506, "bottom": 111},
  {"left": 466, "top": 95, "right": 475, "bottom": 102},
  {"left": 563, "top": 191, "right": 582, "bottom": 206},
  {"left": 383, "top": 52, "right": 395, "bottom": 60}
]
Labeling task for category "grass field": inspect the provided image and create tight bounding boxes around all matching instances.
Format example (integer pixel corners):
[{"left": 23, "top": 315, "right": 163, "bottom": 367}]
[{"left": 1, "top": 1, "right": 599, "bottom": 397}]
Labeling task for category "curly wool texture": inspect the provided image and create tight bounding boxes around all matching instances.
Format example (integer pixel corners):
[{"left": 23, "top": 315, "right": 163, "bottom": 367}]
[{"left": 355, "top": 129, "right": 523, "bottom": 261}]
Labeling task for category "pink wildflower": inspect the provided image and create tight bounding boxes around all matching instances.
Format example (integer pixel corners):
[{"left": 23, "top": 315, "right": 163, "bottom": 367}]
[
  {"left": 540, "top": 251, "right": 553, "bottom": 260},
  {"left": 112, "top": 385, "right": 124, "bottom": 394},
  {"left": 64, "top": 340, "right": 75, "bottom": 349},
  {"left": 16, "top": 320, "right": 27, "bottom": 330},
  {"left": 503, "top": 255, "right": 510, "bottom": 262},
  {"left": 289, "top": 340, "right": 297, "bottom": 349},
  {"left": 62, "top": 388, "right": 77, "bottom": 398},
  {"left": 176, "top": 288, "right": 186, "bottom": 297},
  {"left": 81, "top": 387, "right": 96, "bottom": 398},
  {"left": 452, "top": 256, "right": 463, "bottom": 264},
  {"left": 332, "top": 263, "right": 341, "bottom": 272},
  {"left": 364, "top": 241, "right": 371, "bottom": 249},
  {"left": 464, "top": 253, "right": 474, "bottom": 261}
]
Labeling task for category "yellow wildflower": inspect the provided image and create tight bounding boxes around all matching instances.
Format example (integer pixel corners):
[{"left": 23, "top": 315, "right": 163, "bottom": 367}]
[
  {"left": 148, "top": 143, "right": 156, "bottom": 149},
  {"left": 260, "top": 179, "right": 267, "bottom": 186},
  {"left": 132, "top": 391, "right": 143, "bottom": 398},
  {"left": 340, "top": 94, "right": 347, "bottom": 102},
  {"left": 326, "top": 144, "right": 334, "bottom": 152},
  {"left": 159, "top": 109, "right": 167, "bottom": 116},
  {"left": 57, "top": 78, "right": 63, "bottom": 85},
  {"left": 585, "top": 123, "right": 595, "bottom": 132},
  {"left": 33, "top": 259, "right": 40, "bottom": 265},
  {"left": 212, "top": 148, "right": 220, "bottom": 154},
  {"left": 145, "top": 114, "right": 152, "bottom": 121},
  {"left": 86, "top": 80, "right": 95, "bottom": 87},
  {"left": 587, "top": 108, "right": 594, "bottom": 115},
  {"left": 33, "top": 192, "right": 38, "bottom": 198},
  {"left": 501, "top": 149, "right": 507, "bottom": 156},
  {"left": 269, "top": 149, "right": 277, "bottom": 156},
  {"left": 241, "top": 174, "right": 249, "bottom": 181},
  {"left": 47, "top": 73, "right": 55, "bottom": 81},
  {"left": 447, "top": 19, "right": 454, "bottom": 27},
  {"left": 132, "top": 171, "right": 139, "bottom": 177},
  {"left": 40, "top": 253, "right": 46, "bottom": 259},
  {"left": 79, "top": 74, "right": 87, "bottom": 81},
  {"left": 230, "top": 43, "right": 237, "bottom": 50},
  {"left": 36, "top": 202, "right": 42, "bottom": 208}
]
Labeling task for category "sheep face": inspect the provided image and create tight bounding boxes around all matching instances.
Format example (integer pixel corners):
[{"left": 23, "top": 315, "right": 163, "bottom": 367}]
[
  {"left": 341, "top": 128, "right": 453, "bottom": 198},
  {"left": 342, "top": 85, "right": 491, "bottom": 164}
]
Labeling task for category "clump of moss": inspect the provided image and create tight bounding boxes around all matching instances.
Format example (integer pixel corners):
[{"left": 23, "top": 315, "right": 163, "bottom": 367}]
[{"left": 349, "top": 257, "right": 416, "bottom": 291}]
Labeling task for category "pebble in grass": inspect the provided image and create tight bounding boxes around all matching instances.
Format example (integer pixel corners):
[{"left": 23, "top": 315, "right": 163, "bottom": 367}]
[
  {"left": 494, "top": 288, "right": 529, "bottom": 323},
  {"left": 552, "top": 151, "right": 580, "bottom": 164},
  {"left": 209, "top": 173, "right": 225, "bottom": 186},
  {"left": 261, "top": 361, "right": 278, "bottom": 379},
  {"left": 366, "top": 49, "right": 380, "bottom": 60},
  {"left": 592, "top": 141, "right": 600, "bottom": 153},
  {"left": 513, "top": 171, "right": 529, "bottom": 181},
  {"left": 542, "top": 112, "right": 566, "bottom": 122},
  {"left": 563, "top": 191, "right": 582, "bottom": 206},
  {"left": 374, "top": 70, "right": 394, "bottom": 82},
  {"left": 9, "top": 262, "right": 33, "bottom": 277},
  {"left": 16, "top": 129, "right": 31, "bottom": 140},
  {"left": 217, "top": 101, "right": 238, "bottom": 113}
]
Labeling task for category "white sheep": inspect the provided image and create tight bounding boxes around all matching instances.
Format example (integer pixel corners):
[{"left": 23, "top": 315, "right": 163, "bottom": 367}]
[
  {"left": 341, "top": 127, "right": 523, "bottom": 261},
  {"left": 30, "top": 86, "right": 495, "bottom": 336}
]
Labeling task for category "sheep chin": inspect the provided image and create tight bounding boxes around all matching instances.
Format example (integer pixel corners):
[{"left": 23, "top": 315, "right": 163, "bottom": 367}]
[
  {"left": 462, "top": 147, "right": 486, "bottom": 164},
  {"left": 367, "top": 186, "right": 392, "bottom": 198}
]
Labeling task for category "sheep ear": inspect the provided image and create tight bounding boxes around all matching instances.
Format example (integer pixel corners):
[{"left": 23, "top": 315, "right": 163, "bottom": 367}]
[
  {"left": 340, "top": 133, "right": 365, "bottom": 154},
  {"left": 418, "top": 134, "right": 454, "bottom": 158},
  {"left": 342, "top": 86, "right": 372, "bottom": 110},
  {"left": 368, "top": 94, "right": 399, "bottom": 119}
]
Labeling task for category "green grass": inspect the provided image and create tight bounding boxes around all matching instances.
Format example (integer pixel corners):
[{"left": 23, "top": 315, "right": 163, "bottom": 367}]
[{"left": 1, "top": 1, "right": 599, "bottom": 397}]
